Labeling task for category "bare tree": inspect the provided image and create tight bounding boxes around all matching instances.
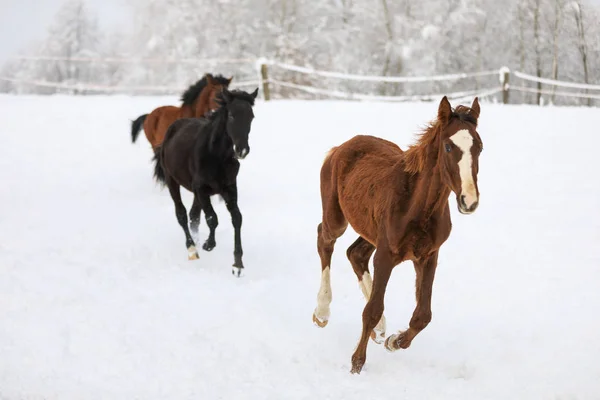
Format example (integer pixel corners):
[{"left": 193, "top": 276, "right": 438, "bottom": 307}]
[
  {"left": 533, "top": 0, "right": 543, "bottom": 104},
  {"left": 572, "top": 0, "right": 591, "bottom": 105},
  {"left": 550, "top": 0, "right": 565, "bottom": 103},
  {"left": 517, "top": 1, "right": 529, "bottom": 103},
  {"left": 380, "top": 0, "right": 396, "bottom": 78}
]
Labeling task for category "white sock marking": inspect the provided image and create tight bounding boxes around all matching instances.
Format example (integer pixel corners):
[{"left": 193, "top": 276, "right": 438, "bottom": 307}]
[
  {"left": 450, "top": 129, "right": 478, "bottom": 209},
  {"left": 359, "top": 271, "right": 373, "bottom": 300},
  {"left": 314, "top": 267, "right": 332, "bottom": 322}
]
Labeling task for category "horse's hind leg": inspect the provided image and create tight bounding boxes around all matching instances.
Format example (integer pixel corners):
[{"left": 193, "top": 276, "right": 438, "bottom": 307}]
[
  {"left": 189, "top": 195, "right": 202, "bottom": 236},
  {"left": 347, "top": 237, "right": 386, "bottom": 344},
  {"left": 166, "top": 178, "right": 198, "bottom": 260},
  {"left": 313, "top": 197, "right": 347, "bottom": 328},
  {"left": 195, "top": 191, "right": 218, "bottom": 252}
]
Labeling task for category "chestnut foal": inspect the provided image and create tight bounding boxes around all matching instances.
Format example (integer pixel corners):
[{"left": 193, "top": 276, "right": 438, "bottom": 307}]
[
  {"left": 312, "top": 96, "right": 483, "bottom": 373},
  {"left": 131, "top": 73, "right": 232, "bottom": 150}
]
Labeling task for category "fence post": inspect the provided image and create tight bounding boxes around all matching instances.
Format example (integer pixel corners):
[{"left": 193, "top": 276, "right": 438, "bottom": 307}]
[
  {"left": 500, "top": 66, "right": 510, "bottom": 104},
  {"left": 255, "top": 58, "right": 270, "bottom": 101}
]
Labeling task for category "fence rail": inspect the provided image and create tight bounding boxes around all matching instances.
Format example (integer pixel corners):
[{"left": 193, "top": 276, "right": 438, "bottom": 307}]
[
  {"left": 261, "top": 58, "right": 499, "bottom": 83},
  {"left": 0, "top": 76, "right": 259, "bottom": 93},
  {"left": 2, "top": 56, "right": 598, "bottom": 105},
  {"left": 6, "top": 55, "right": 255, "bottom": 65}
]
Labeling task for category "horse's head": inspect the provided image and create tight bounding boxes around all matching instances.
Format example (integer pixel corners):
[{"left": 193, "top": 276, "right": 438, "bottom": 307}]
[
  {"left": 220, "top": 87, "right": 259, "bottom": 160},
  {"left": 436, "top": 96, "right": 483, "bottom": 215},
  {"left": 200, "top": 74, "right": 233, "bottom": 115}
]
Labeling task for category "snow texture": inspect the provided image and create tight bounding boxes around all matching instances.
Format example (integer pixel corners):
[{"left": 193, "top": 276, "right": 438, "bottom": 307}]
[{"left": 1, "top": 95, "right": 599, "bottom": 399}]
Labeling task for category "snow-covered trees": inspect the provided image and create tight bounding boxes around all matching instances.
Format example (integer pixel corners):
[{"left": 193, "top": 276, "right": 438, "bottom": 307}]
[
  {"left": 2, "top": 0, "right": 599, "bottom": 105},
  {"left": 5, "top": 0, "right": 104, "bottom": 94}
]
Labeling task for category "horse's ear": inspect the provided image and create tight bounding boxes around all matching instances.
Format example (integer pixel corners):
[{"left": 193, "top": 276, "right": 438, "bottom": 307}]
[
  {"left": 470, "top": 97, "right": 480, "bottom": 121},
  {"left": 205, "top": 74, "right": 214, "bottom": 85},
  {"left": 438, "top": 96, "right": 452, "bottom": 123},
  {"left": 250, "top": 88, "right": 259, "bottom": 99},
  {"left": 227, "top": 76, "right": 233, "bottom": 85}
]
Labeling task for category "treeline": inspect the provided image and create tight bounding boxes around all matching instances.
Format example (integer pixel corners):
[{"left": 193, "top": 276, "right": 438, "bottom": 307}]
[{"left": 1, "top": 0, "right": 599, "bottom": 105}]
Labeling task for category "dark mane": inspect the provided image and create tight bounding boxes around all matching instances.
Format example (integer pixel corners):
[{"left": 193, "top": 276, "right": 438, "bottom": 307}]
[
  {"left": 180, "top": 74, "right": 231, "bottom": 106},
  {"left": 403, "top": 103, "right": 478, "bottom": 174},
  {"left": 204, "top": 90, "right": 257, "bottom": 125},
  {"left": 215, "top": 89, "right": 257, "bottom": 107}
]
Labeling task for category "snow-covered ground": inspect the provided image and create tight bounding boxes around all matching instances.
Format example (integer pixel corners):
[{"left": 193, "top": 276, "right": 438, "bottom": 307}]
[{"left": 1, "top": 94, "right": 599, "bottom": 400}]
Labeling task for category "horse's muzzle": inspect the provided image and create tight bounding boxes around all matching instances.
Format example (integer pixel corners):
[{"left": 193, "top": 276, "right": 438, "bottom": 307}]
[
  {"left": 234, "top": 146, "right": 249, "bottom": 160},
  {"left": 458, "top": 194, "right": 479, "bottom": 214}
]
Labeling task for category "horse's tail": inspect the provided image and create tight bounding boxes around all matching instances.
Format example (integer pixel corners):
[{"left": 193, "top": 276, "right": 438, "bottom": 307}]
[
  {"left": 152, "top": 146, "right": 167, "bottom": 187},
  {"left": 131, "top": 114, "right": 148, "bottom": 143},
  {"left": 323, "top": 146, "right": 337, "bottom": 165}
]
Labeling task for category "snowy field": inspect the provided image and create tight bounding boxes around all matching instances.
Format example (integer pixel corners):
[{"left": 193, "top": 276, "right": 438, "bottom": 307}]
[{"left": 1, "top": 94, "right": 599, "bottom": 400}]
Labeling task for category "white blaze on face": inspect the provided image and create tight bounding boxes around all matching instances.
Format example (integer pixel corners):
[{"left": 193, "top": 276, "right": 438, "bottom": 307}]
[
  {"left": 314, "top": 266, "right": 332, "bottom": 323},
  {"left": 449, "top": 129, "right": 478, "bottom": 209}
]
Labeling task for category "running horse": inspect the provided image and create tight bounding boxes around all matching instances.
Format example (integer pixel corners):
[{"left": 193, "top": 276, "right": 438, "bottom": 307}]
[
  {"left": 312, "top": 96, "right": 483, "bottom": 374},
  {"left": 152, "top": 88, "right": 258, "bottom": 277},
  {"left": 130, "top": 73, "right": 232, "bottom": 149}
]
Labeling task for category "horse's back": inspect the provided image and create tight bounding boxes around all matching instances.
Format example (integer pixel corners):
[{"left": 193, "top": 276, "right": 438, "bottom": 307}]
[
  {"left": 322, "top": 135, "right": 405, "bottom": 242},
  {"left": 325, "top": 135, "right": 403, "bottom": 174},
  {"left": 161, "top": 118, "right": 208, "bottom": 190},
  {"left": 142, "top": 105, "right": 186, "bottom": 148},
  {"left": 163, "top": 118, "right": 206, "bottom": 144}
]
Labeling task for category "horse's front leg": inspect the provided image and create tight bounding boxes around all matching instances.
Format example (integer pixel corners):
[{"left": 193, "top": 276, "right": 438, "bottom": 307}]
[
  {"left": 350, "top": 246, "right": 394, "bottom": 374},
  {"left": 385, "top": 250, "right": 439, "bottom": 351},
  {"left": 221, "top": 184, "right": 244, "bottom": 277}
]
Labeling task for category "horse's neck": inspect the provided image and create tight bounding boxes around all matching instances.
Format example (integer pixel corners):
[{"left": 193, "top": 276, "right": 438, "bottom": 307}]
[
  {"left": 406, "top": 151, "right": 451, "bottom": 220},
  {"left": 207, "top": 113, "right": 232, "bottom": 156},
  {"left": 193, "top": 90, "right": 211, "bottom": 117},
  {"left": 180, "top": 104, "right": 194, "bottom": 118}
]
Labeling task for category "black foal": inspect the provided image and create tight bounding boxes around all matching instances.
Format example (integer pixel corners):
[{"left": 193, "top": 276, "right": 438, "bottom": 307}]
[{"left": 153, "top": 87, "right": 258, "bottom": 277}]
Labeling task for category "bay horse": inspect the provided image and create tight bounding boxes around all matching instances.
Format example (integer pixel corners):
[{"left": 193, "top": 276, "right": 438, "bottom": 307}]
[
  {"left": 312, "top": 96, "right": 483, "bottom": 374},
  {"left": 152, "top": 87, "right": 258, "bottom": 277},
  {"left": 130, "top": 73, "right": 232, "bottom": 149}
]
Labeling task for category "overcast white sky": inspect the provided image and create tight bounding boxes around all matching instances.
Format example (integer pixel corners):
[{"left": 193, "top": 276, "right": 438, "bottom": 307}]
[
  {"left": 0, "top": 0, "right": 130, "bottom": 62},
  {"left": 1, "top": 0, "right": 599, "bottom": 63}
]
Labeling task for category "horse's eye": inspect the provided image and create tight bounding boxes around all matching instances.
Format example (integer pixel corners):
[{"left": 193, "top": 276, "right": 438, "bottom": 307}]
[{"left": 445, "top": 143, "right": 452, "bottom": 153}]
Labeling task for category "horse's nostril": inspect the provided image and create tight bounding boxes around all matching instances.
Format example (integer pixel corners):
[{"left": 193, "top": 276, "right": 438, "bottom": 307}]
[{"left": 460, "top": 195, "right": 467, "bottom": 207}]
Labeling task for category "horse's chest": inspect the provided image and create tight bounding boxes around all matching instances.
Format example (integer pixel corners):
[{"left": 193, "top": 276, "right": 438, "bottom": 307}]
[
  {"left": 197, "top": 160, "right": 239, "bottom": 190},
  {"left": 399, "top": 218, "right": 451, "bottom": 260}
]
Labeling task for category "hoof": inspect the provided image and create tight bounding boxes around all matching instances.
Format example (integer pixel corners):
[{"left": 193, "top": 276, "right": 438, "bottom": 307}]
[
  {"left": 232, "top": 266, "right": 244, "bottom": 277},
  {"left": 350, "top": 365, "right": 363, "bottom": 374},
  {"left": 202, "top": 241, "right": 215, "bottom": 252},
  {"left": 350, "top": 356, "right": 365, "bottom": 374},
  {"left": 384, "top": 332, "right": 405, "bottom": 352},
  {"left": 384, "top": 336, "right": 396, "bottom": 352},
  {"left": 312, "top": 313, "right": 328, "bottom": 328},
  {"left": 370, "top": 329, "right": 385, "bottom": 344},
  {"left": 188, "top": 246, "right": 199, "bottom": 260}
]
